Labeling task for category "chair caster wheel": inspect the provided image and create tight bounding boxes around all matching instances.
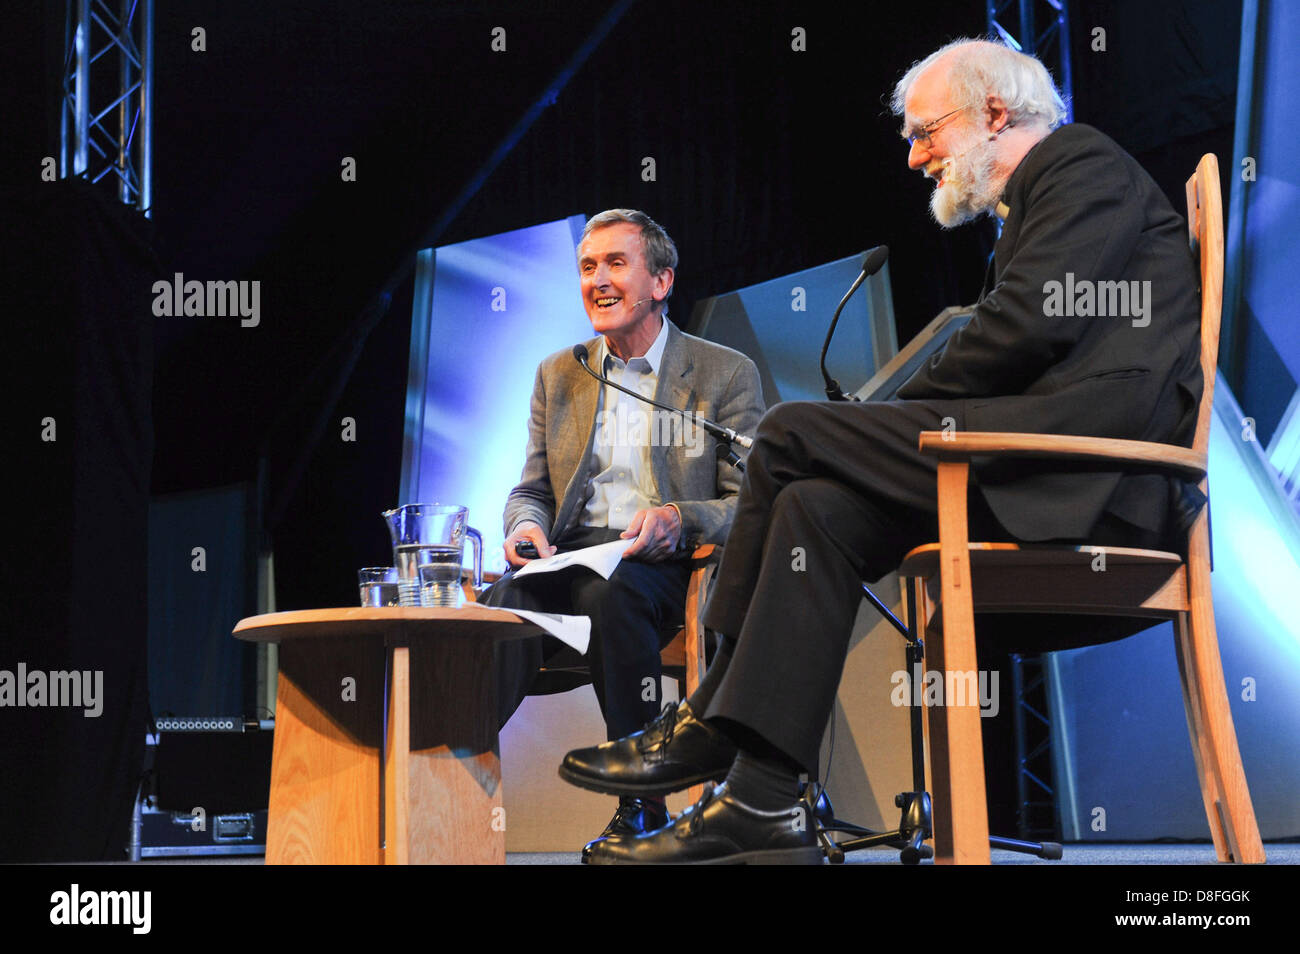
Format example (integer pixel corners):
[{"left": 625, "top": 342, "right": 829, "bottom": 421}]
[
  {"left": 900, "top": 846, "right": 921, "bottom": 865},
  {"left": 1040, "top": 842, "right": 1062, "bottom": 860},
  {"left": 826, "top": 845, "right": 845, "bottom": 864}
]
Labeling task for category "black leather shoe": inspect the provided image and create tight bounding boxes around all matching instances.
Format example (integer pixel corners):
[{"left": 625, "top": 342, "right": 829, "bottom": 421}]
[
  {"left": 584, "top": 783, "right": 823, "bottom": 865},
  {"left": 559, "top": 700, "right": 737, "bottom": 797},
  {"left": 580, "top": 797, "right": 670, "bottom": 863}
]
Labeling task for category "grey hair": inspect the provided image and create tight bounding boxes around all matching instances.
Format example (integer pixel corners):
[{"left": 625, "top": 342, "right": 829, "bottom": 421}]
[
  {"left": 580, "top": 209, "right": 678, "bottom": 301},
  {"left": 891, "top": 38, "right": 1066, "bottom": 131}
]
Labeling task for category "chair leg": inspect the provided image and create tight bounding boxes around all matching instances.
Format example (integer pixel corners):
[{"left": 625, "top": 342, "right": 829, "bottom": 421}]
[
  {"left": 930, "top": 461, "right": 991, "bottom": 864},
  {"left": 1173, "top": 614, "right": 1231, "bottom": 860},
  {"left": 925, "top": 613, "right": 991, "bottom": 863},
  {"left": 1174, "top": 534, "right": 1265, "bottom": 862},
  {"left": 682, "top": 560, "right": 712, "bottom": 806}
]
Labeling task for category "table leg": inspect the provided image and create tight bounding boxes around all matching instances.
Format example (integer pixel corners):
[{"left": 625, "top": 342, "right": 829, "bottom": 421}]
[
  {"left": 266, "top": 636, "right": 384, "bottom": 864},
  {"left": 388, "top": 636, "right": 506, "bottom": 864}
]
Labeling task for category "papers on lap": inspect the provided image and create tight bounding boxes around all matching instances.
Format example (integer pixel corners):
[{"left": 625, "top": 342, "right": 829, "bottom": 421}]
[
  {"left": 511, "top": 538, "right": 631, "bottom": 581},
  {"left": 486, "top": 539, "right": 631, "bottom": 654}
]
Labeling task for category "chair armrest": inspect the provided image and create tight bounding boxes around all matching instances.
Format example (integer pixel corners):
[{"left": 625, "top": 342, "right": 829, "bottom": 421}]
[
  {"left": 689, "top": 544, "right": 719, "bottom": 562},
  {"left": 917, "top": 432, "right": 1206, "bottom": 482}
]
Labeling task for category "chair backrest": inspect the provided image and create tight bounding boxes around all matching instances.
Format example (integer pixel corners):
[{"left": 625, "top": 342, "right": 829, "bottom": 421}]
[{"left": 1185, "top": 154, "right": 1224, "bottom": 459}]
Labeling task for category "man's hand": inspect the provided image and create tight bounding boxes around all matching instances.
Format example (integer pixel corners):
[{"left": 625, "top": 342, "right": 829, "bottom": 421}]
[
  {"left": 619, "top": 505, "right": 683, "bottom": 562},
  {"left": 504, "top": 522, "right": 556, "bottom": 568}
]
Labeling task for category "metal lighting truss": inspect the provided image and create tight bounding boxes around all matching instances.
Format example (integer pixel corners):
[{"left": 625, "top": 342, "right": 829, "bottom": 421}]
[
  {"left": 987, "top": 0, "right": 1074, "bottom": 122},
  {"left": 60, "top": 0, "right": 154, "bottom": 215},
  {"left": 987, "top": 0, "right": 1073, "bottom": 841}
]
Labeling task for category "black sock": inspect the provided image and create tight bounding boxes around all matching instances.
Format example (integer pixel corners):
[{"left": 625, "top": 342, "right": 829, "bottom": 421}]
[
  {"left": 723, "top": 749, "right": 801, "bottom": 811},
  {"left": 685, "top": 634, "right": 735, "bottom": 714}
]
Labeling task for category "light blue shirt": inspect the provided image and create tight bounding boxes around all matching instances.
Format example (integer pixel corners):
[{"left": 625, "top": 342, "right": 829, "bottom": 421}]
[{"left": 581, "top": 318, "right": 671, "bottom": 530}]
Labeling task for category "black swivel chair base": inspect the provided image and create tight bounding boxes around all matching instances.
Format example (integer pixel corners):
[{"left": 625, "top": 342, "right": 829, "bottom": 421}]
[{"left": 808, "top": 583, "right": 1063, "bottom": 865}]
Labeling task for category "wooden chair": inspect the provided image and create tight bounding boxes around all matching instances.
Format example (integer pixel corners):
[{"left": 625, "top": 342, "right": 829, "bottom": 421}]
[
  {"left": 657, "top": 544, "right": 720, "bottom": 803},
  {"left": 657, "top": 545, "right": 719, "bottom": 701},
  {"left": 897, "top": 154, "right": 1266, "bottom": 864}
]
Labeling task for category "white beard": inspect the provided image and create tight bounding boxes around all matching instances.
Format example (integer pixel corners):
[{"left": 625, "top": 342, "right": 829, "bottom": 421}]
[{"left": 930, "top": 133, "right": 1004, "bottom": 228}]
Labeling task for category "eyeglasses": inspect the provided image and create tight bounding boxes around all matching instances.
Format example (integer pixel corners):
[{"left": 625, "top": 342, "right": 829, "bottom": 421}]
[{"left": 905, "top": 105, "right": 971, "bottom": 149}]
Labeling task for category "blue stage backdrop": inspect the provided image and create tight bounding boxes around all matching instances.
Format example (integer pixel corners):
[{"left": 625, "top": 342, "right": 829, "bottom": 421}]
[
  {"left": 688, "top": 251, "right": 897, "bottom": 406},
  {"left": 1227, "top": 0, "right": 1300, "bottom": 504},
  {"left": 1050, "top": 380, "right": 1300, "bottom": 841},
  {"left": 400, "top": 215, "right": 591, "bottom": 575},
  {"left": 1046, "top": 0, "right": 1300, "bottom": 844}
]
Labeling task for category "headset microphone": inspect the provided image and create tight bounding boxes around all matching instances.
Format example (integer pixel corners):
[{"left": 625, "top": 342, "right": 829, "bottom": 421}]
[{"left": 940, "top": 120, "right": 1016, "bottom": 170}]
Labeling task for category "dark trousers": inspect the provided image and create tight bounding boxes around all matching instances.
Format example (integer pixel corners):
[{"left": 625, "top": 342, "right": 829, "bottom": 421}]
[
  {"left": 701, "top": 400, "right": 962, "bottom": 772},
  {"left": 701, "top": 399, "right": 1166, "bottom": 772},
  {"left": 486, "top": 525, "right": 693, "bottom": 740}
]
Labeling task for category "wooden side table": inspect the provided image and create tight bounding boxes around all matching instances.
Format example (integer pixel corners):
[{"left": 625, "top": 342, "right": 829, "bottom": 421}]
[{"left": 234, "top": 606, "right": 540, "bottom": 864}]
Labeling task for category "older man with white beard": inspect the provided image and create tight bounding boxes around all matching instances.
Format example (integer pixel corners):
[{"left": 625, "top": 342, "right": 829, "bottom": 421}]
[{"left": 560, "top": 38, "right": 1205, "bottom": 865}]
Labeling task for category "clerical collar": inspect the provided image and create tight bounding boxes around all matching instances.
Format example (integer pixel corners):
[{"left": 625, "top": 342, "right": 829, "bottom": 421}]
[{"left": 995, "top": 125, "right": 1065, "bottom": 223}]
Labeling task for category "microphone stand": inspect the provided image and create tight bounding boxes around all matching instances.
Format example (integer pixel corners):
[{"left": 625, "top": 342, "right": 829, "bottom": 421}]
[
  {"left": 821, "top": 271, "right": 868, "bottom": 402},
  {"left": 820, "top": 245, "right": 889, "bottom": 402},
  {"left": 715, "top": 442, "right": 745, "bottom": 473}
]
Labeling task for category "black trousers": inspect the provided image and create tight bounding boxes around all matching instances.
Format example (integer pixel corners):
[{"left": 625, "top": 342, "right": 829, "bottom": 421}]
[
  {"left": 701, "top": 400, "right": 965, "bottom": 772},
  {"left": 699, "top": 399, "right": 1166, "bottom": 773},
  {"left": 485, "top": 526, "right": 693, "bottom": 740}
]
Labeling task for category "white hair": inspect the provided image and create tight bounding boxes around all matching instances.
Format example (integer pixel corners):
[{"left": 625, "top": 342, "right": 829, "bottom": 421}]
[
  {"left": 891, "top": 38, "right": 1067, "bottom": 131},
  {"left": 580, "top": 209, "right": 678, "bottom": 278}
]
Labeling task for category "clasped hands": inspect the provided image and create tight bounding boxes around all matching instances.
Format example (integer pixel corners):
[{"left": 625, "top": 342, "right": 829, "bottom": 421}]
[{"left": 504, "top": 504, "right": 683, "bottom": 568}]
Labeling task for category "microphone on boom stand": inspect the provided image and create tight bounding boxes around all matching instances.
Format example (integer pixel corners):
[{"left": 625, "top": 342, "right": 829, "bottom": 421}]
[
  {"left": 821, "top": 245, "right": 889, "bottom": 401},
  {"left": 572, "top": 344, "right": 752, "bottom": 470}
]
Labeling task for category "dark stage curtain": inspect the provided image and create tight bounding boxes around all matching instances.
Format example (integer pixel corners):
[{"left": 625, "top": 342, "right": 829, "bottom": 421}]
[{"left": 1, "top": 178, "right": 155, "bottom": 861}]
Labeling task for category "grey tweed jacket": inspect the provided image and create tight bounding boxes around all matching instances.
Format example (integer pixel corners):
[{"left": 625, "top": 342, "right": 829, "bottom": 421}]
[{"left": 503, "top": 320, "right": 764, "bottom": 549}]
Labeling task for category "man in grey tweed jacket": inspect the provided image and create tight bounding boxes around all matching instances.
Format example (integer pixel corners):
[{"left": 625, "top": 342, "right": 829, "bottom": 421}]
[{"left": 486, "top": 209, "right": 763, "bottom": 853}]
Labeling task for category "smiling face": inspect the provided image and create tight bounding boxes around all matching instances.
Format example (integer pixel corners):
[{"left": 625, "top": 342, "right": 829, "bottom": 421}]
[
  {"left": 928, "top": 123, "right": 1001, "bottom": 227},
  {"left": 903, "top": 61, "right": 1002, "bottom": 227},
  {"left": 577, "top": 222, "right": 673, "bottom": 357}
]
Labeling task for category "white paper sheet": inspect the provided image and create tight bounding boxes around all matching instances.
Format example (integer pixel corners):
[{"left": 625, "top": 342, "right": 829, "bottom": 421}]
[
  {"left": 510, "top": 538, "right": 630, "bottom": 581},
  {"left": 486, "top": 607, "right": 591, "bottom": 654}
]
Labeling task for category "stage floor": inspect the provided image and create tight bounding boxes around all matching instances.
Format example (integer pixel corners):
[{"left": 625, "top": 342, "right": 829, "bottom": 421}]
[
  {"left": 122, "top": 842, "right": 1299, "bottom": 865},
  {"left": 504, "top": 843, "right": 1300, "bottom": 865}
]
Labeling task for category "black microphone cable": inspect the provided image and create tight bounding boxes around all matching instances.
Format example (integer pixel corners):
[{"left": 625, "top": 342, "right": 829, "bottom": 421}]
[{"left": 572, "top": 344, "right": 753, "bottom": 464}]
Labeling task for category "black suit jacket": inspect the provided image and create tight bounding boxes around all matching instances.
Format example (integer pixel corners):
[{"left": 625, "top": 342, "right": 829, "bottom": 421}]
[{"left": 897, "top": 123, "right": 1203, "bottom": 542}]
